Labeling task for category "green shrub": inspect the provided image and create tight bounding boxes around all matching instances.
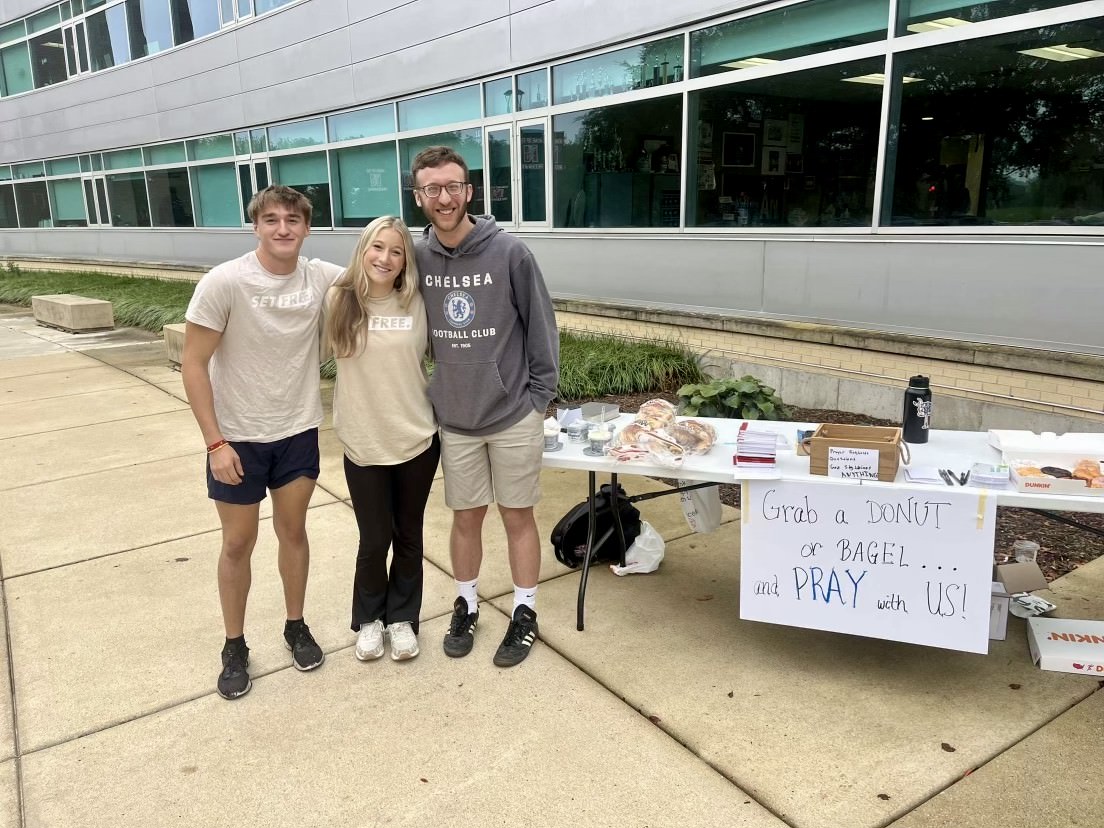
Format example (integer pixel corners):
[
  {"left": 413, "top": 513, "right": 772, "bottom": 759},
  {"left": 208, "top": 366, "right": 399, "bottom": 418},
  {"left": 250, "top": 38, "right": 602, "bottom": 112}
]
[
  {"left": 557, "top": 332, "right": 705, "bottom": 400},
  {"left": 677, "top": 375, "right": 788, "bottom": 420}
]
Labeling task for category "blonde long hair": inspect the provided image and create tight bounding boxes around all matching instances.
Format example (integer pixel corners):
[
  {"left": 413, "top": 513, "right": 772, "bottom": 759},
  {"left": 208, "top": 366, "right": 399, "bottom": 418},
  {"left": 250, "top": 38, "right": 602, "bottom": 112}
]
[{"left": 326, "top": 216, "right": 420, "bottom": 359}]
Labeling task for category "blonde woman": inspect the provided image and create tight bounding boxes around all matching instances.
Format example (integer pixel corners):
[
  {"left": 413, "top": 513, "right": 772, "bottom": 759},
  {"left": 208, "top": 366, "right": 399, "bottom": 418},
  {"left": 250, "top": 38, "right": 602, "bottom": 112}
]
[{"left": 325, "top": 216, "right": 439, "bottom": 661}]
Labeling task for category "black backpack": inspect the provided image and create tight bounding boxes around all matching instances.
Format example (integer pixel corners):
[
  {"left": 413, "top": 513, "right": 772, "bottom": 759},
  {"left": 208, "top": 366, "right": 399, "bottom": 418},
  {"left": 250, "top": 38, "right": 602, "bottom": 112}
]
[{"left": 551, "top": 483, "right": 642, "bottom": 568}]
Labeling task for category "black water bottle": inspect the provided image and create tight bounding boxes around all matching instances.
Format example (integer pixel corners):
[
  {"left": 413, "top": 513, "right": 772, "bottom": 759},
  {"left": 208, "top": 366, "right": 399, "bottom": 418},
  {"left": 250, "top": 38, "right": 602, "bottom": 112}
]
[{"left": 902, "top": 375, "right": 932, "bottom": 444}]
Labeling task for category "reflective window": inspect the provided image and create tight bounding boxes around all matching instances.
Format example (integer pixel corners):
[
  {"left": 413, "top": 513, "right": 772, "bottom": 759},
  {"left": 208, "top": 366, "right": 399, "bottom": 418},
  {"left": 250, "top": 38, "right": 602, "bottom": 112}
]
[
  {"left": 2, "top": 43, "right": 33, "bottom": 96},
  {"left": 189, "top": 164, "right": 240, "bottom": 226},
  {"left": 103, "top": 148, "right": 143, "bottom": 169},
  {"left": 144, "top": 142, "right": 186, "bottom": 165},
  {"left": 270, "top": 152, "right": 331, "bottom": 226},
  {"left": 256, "top": 0, "right": 293, "bottom": 12},
  {"left": 886, "top": 21, "right": 1104, "bottom": 227},
  {"left": 553, "top": 35, "right": 682, "bottom": 105},
  {"left": 105, "top": 172, "right": 151, "bottom": 226},
  {"left": 0, "top": 185, "right": 16, "bottom": 227},
  {"left": 484, "top": 77, "right": 513, "bottom": 117},
  {"left": 87, "top": 5, "right": 130, "bottom": 71},
  {"left": 147, "top": 168, "right": 195, "bottom": 226},
  {"left": 125, "top": 0, "right": 174, "bottom": 58},
  {"left": 15, "top": 181, "right": 51, "bottom": 227},
  {"left": 0, "top": 22, "right": 27, "bottom": 46},
  {"left": 169, "top": 0, "right": 221, "bottom": 43},
  {"left": 330, "top": 143, "right": 400, "bottom": 227},
  {"left": 30, "top": 30, "right": 70, "bottom": 88},
  {"left": 48, "top": 178, "right": 88, "bottom": 227},
  {"left": 516, "top": 69, "right": 547, "bottom": 110},
  {"left": 0, "top": 167, "right": 10, "bottom": 180},
  {"left": 328, "top": 105, "right": 394, "bottom": 142},
  {"left": 691, "top": 0, "right": 888, "bottom": 78},
  {"left": 520, "top": 123, "right": 546, "bottom": 222},
  {"left": 487, "top": 128, "right": 512, "bottom": 223},
  {"left": 187, "top": 135, "right": 234, "bottom": 160},
  {"left": 250, "top": 128, "right": 267, "bottom": 153},
  {"left": 897, "top": 0, "right": 1075, "bottom": 36},
  {"left": 13, "top": 162, "right": 45, "bottom": 179},
  {"left": 688, "top": 58, "right": 884, "bottom": 227},
  {"left": 28, "top": 8, "right": 62, "bottom": 34},
  {"left": 398, "top": 86, "right": 481, "bottom": 131},
  {"left": 46, "top": 157, "right": 82, "bottom": 175},
  {"left": 553, "top": 95, "right": 682, "bottom": 227},
  {"left": 399, "top": 129, "right": 484, "bottom": 225},
  {"left": 268, "top": 119, "right": 325, "bottom": 150}
]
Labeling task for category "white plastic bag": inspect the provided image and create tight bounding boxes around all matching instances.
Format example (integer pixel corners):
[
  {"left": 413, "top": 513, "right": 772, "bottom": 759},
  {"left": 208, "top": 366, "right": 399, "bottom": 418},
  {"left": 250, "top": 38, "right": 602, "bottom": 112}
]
[
  {"left": 609, "top": 521, "right": 664, "bottom": 576},
  {"left": 677, "top": 481, "right": 722, "bottom": 533}
]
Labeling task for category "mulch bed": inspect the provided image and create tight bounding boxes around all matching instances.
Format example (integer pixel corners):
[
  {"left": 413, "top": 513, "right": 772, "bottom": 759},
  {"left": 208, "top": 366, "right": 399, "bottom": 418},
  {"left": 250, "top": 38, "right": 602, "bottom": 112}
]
[{"left": 553, "top": 392, "right": 1104, "bottom": 582}]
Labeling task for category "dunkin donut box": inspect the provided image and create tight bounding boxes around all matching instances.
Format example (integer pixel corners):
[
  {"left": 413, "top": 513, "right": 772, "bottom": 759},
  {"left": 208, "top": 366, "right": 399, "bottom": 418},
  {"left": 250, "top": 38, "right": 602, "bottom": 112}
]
[
  {"left": 1027, "top": 617, "right": 1104, "bottom": 675},
  {"left": 989, "top": 430, "right": 1104, "bottom": 496}
]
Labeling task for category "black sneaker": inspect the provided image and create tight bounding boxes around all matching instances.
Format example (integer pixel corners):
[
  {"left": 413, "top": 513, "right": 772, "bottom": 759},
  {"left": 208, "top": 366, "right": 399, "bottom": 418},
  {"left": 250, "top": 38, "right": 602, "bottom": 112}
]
[
  {"left": 443, "top": 597, "right": 478, "bottom": 658},
  {"left": 283, "top": 620, "right": 325, "bottom": 671},
  {"left": 493, "top": 605, "right": 539, "bottom": 667},
  {"left": 217, "top": 639, "right": 251, "bottom": 700}
]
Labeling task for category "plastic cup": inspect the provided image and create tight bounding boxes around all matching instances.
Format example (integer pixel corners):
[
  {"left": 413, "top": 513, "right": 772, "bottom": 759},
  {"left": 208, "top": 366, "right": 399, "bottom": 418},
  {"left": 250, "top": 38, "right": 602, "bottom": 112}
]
[
  {"left": 1013, "top": 540, "right": 1040, "bottom": 564},
  {"left": 566, "top": 422, "right": 589, "bottom": 443},
  {"left": 587, "top": 426, "right": 611, "bottom": 454},
  {"left": 543, "top": 429, "right": 560, "bottom": 450}
]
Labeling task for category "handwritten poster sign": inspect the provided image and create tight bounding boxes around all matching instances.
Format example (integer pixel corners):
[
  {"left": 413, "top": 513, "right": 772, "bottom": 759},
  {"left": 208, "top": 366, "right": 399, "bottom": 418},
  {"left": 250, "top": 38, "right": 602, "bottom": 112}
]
[
  {"left": 828, "top": 446, "right": 878, "bottom": 479},
  {"left": 739, "top": 479, "right": 996, "bottom": 653}
]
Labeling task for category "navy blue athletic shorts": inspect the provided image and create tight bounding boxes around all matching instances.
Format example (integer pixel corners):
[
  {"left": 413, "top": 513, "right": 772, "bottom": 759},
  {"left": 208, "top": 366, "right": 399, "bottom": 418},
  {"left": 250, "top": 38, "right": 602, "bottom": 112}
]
[{"left": 206, "top": 428, "right": 320, "bottom": 505}]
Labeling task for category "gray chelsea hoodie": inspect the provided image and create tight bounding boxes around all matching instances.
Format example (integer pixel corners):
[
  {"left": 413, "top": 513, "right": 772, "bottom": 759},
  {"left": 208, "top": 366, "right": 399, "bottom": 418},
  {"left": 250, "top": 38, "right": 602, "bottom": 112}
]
[{"left": 416, "top": 215, "right": 560, "bottom": 436}]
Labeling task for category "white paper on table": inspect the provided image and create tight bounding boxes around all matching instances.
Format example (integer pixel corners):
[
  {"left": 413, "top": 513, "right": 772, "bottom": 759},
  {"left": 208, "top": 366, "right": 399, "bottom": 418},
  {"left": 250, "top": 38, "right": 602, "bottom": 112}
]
[{"left": 903, "top": 466, "right": 946, "bottom": 484}]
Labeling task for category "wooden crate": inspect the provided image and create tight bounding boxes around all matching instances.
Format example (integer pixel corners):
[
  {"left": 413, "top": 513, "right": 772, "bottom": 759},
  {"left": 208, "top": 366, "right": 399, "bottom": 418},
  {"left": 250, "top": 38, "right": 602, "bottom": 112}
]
[{"left": 807, "top": 424, "right": 905, "bottom": 482}]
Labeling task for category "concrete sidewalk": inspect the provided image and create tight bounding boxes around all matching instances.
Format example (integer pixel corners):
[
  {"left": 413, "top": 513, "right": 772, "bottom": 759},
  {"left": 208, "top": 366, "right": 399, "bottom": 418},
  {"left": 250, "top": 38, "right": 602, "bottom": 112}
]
[{"left": 0, "top": 304, "right": 1101, "bottom": 828}]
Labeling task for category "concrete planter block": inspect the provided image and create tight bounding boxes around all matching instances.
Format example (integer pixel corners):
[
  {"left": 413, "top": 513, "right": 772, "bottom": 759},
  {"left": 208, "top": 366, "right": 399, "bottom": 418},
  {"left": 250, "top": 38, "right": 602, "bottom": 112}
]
[
  {"left": 162, "top": 323, "right": 186, "bottom": 368},
  {"left": 31, "top": 294, "right": 114, "bottom": 333}
]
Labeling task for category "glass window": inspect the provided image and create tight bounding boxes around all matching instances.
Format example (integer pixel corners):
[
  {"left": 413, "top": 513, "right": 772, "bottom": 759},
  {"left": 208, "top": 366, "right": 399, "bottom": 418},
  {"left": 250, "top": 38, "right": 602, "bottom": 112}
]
[
  {"left": 487, "top": 128, "right": 512, "bottom": 223},
  {"left": 190, "top": 163, "right": 240, "bottom": 226},
  {"left": 234, "top": 131, "right": 251, "bottom": 155},
  {"left": 0, "top": 185, "right": 16, "bottom": 227},
  {"left": 14, "top": 162, "right": 45, "bottom": 179},
  {"left": 329, "top": 143, "right": 400, "bottom": 227},
  {"left": 250, "top": 128, "right": 267, "bottom": 153},
  {"left": 553, "top": 95, "right": 682, "bottom": 228},
  {"left": 520, "top": 124, "right": 546, "bottom": 222},
  {"left": 328, "top": 105, "right": 394, "bottom": 142},
  {"left": 15, "top": 181, "right": 51, "bottom": 227},
  {"left": 103, "top": 148, "right": 143, "bottom": 169},
  {"left": 46, "top": 157, "right": 82, "bottom": 175},
  {"left": 2, "top": 43, "right": 33, "bottom": 96},
  {"left": 91, "top": 153, "right": 103, "bottom": 171},
  {"left": 0, "top": 21, "right": 27, "bottom": 46},
  {"left": 0, "top": 167, "right": 10, "bottom": 180},
  {"left": 691, "top": 0, "right": 888, "bottom": 78},
  {"left": 898, "top": 0, "right": 1075, "bottom": 36},
  {"left": 147, "top": 167, "right": 195, "bottom": 226},
  {"left": 885, "top": 20, "right": 1104, "bottom": 227},
  {"left": 28, "top": 8, "right": 63, "bottom": 34},
  {"left": 255, "top": 0, "right": 291, "bottom": 13},
  {"left": 79, "top": 155, "right": 92, "bottom": 172},
  {"left": 484, "top": 77, "right": 513, "bottom": 117},
  {"left": 105, "top": 172, "right": 151, "bottom": 226},
  {"left": 48, "top": 178, "right": 88, "bottom": 226},
  {"left": 125, "top": 0, "right": 174, "bottom": 58},
  {"left": 267, "top": 118, "right": 325, "bottom": 150},
  {"left": 87, "top": 4, "right": 130, "bottom": 71},
  {"left": 553, "top": 35, "right": 682, "bottom": 105},
  {"left": 169, "top": 0, "right": 220, "bottom": 44},
  {"left": 399, "top": 129, "right": 484, "bottom": 225},
  {"left": 516, "top": 68, "right": 547, "bottom": 110},
  {"left": 29, "top": 30, "right": 70, "bottom": 88},
  {"left": 236, "top": 0, "right": 251, "bottom": 18},
  {"left": 187, "top": 134, "right": 234, "bottom": 160},
  {"left": 398, "top": 86, "right": 481, "bottom": 131},
  {"left": 144, "top": 142, "right": 186, "bottom": 165},
  {"left": 688, "top": 58, "right": 884, "bottom": 228},
  {"left": 270, "top": 152, "right": 331, "bottom": 226}
]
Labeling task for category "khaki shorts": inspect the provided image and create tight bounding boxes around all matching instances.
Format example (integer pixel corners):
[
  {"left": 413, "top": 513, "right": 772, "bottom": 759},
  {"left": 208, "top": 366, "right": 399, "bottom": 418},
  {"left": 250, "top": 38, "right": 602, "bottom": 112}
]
[{"left": 440, "top": 409, "right": 544, "bottom": 510}]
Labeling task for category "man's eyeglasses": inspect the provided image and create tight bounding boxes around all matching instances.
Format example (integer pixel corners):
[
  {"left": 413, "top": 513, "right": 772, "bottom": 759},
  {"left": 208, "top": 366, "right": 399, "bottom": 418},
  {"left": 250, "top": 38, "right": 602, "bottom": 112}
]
[{"left": 415, "top": 181, "right": 469, "bottom": 199}]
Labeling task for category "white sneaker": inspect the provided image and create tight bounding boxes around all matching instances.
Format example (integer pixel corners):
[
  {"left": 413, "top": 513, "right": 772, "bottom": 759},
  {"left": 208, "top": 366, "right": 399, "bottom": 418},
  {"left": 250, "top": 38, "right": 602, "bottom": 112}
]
[
  {"left": 387, "top": 622, "right": 419, "bottom": 661},
  {"left": 355, "top": 620, "right": 385, "bottom": 661}
]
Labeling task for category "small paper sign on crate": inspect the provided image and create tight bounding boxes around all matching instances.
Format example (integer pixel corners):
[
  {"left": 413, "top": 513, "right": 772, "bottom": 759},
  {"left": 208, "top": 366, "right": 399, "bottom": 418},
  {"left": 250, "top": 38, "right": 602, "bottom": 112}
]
[{"left": 806, "top": 424, "right": 909, "bottom": 482}]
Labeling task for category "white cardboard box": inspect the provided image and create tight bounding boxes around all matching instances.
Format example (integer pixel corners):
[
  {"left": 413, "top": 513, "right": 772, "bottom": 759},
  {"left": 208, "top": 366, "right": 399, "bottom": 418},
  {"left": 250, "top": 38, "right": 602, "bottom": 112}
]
[
  {"left": 1026, "top": 617, "right": 1104, "bottom": 675},
  {"left": 989, "top": 581, "right": 1010, "bottom": 641}
]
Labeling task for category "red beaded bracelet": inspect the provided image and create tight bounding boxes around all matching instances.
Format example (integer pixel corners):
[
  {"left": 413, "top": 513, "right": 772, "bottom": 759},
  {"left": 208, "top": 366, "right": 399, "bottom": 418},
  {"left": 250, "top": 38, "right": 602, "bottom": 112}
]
[{"left": 206, "top": 439, "right": 229, "bottom": 454}]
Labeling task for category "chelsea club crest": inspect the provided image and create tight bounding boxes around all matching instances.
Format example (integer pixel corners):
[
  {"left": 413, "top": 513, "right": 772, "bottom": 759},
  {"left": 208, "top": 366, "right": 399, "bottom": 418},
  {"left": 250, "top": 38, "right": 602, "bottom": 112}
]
[{"left": 444, "top": 290, "right": 475, "bottom": 329}]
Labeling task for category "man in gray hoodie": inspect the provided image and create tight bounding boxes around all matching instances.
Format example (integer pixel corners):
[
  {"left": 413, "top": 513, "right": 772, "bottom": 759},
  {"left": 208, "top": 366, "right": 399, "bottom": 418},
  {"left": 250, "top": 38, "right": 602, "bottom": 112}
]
[{"left": 412, "top": 146, "right": 559, "bottom": 667}]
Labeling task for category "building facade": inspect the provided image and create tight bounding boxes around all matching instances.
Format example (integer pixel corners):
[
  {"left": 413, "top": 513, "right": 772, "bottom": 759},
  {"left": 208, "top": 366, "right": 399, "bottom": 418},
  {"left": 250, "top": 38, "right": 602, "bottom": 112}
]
[{"left": 1, "top": 0, "right": 1103, "bottom": 426}]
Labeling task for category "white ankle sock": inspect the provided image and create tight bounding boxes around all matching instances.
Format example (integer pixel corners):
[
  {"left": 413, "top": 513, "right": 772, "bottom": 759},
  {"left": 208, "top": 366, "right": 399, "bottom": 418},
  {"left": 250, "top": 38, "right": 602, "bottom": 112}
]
[
  {"left": 456, "top": 578, "right": 478, "bottom": 614},
  {"left": 513, "top": 583, "right": 538, "bottom": 614}
]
